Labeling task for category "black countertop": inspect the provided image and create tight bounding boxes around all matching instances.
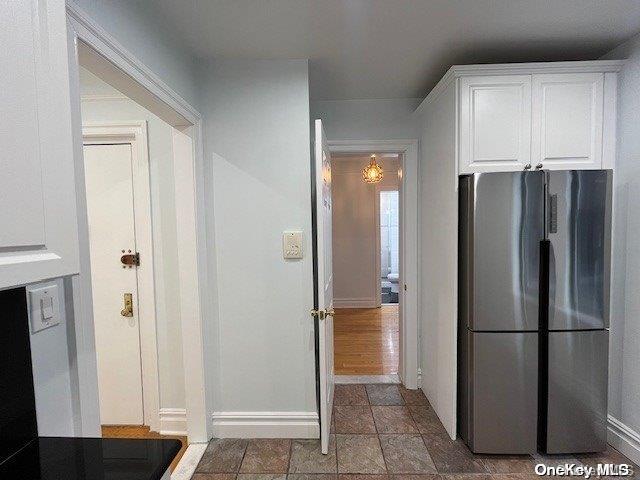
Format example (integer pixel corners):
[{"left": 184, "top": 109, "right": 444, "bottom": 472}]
[{"left": 0, "top": 437, "right": 181, "bottom": 480}]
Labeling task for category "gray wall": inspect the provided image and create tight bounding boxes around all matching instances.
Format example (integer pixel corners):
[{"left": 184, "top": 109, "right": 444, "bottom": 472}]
[
  {"left": 311, "top": 99, "right": 422, "bottom": 140},
  {"left": 200, "top": 59, "right": 317, "bottom": 415},
  {"left": 602, "top": 33, "right": 640, "bottom": 436}
]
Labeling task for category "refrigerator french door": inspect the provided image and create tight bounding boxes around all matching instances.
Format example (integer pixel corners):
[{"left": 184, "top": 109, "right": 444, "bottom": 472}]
[
  {"left": 458, "top": 170, "right": 611, "bottom": 455},
  {"left": 543, "top": 170, "right": 610, "bottom": 454}
]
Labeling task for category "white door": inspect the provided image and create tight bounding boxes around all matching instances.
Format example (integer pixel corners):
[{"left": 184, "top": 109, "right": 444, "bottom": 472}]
[
  {"left": 84, "top": 143, "right": 144, "bottom": 425},
  {"left": 459, "top": 75, "right": 532, "bottom": 173},
  {"left": 314, "top": 119, "right": 334, "bottom": 454},
  {"left": 531, "top": 73, "right": 604, "bottom": 170}
]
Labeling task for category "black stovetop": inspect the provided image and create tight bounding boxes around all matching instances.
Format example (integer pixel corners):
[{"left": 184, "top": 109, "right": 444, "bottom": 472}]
[{"left": 0, "top": 437, "right": 181, "bottom": 480}]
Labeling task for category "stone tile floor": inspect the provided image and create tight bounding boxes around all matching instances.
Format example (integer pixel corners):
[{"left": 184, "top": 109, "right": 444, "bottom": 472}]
[{"left": 192, "top": 384, "right": 638, "bottom": 479}]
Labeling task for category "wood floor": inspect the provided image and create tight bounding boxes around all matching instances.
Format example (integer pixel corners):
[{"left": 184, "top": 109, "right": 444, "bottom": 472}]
[
  {"left": 333, "top": 305, "right": 399, "bottom": 375},
  {"left": 101, "top": 425, "right": 187, "bottom": 472}
]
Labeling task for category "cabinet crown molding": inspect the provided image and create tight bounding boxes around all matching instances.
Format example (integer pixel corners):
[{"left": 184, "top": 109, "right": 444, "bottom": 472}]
[{"left": 416, "top": 60, "right": 624, "bottom": 115}]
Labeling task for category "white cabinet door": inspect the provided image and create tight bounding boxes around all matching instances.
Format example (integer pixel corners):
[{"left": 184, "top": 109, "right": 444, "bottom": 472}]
[
  {"left": 0, "top": 0, "right": 79, "bottom": 288},
  {"left": 531, "top": 73, "right": 604, "bottom": 170},
  {"left": 459, "top": 75, "right": 532, "bottom": 173}
]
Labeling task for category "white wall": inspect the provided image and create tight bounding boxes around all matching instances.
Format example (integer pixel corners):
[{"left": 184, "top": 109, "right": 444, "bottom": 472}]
[
  {"left": 79, "top": 68, "right": 186, "bottom": 410},
  {"left": 601, "top": 33, "right": 640, "bottom": 462},
  {"left": 311, "top": 99, "right": 422, "bottom": 141},
  {"left": 332, "top": 156, "right": 400, "bottom": 307},
  {"left": 417, "top": 85, "right": 458, "bottom": 439},
  {"left": 200, "top": 59, "right": 317, "bottom": 430},
  {"left": 70, "top": 0, "right": 200, "bottom": 109}
]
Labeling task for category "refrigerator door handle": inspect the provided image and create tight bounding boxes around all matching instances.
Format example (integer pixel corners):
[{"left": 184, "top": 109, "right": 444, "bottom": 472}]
[{"left": 548, "top": 194, "right": 558, "bottom": 234}]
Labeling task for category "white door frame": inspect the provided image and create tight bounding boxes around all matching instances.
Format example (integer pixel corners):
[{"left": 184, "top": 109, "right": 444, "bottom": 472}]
[
  {"left": 66, "top": 3, "right": 211, "bottom": 442},
  {"left": 328, "top": 140, "right": 419, "bottom": 389},
  {"left": 83, "top": 122, "right": 160, "bottom": 432}
]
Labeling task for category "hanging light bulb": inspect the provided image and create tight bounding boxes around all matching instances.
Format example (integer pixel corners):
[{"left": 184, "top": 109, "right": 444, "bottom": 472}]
[{"left": 362, "top": 154, "right": 383, "bottom": 184}]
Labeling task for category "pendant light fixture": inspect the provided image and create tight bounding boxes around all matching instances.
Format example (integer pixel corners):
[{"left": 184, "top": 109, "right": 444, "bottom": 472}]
[{"left": 362, "top": 154, "right": 383, "bottom": 184}]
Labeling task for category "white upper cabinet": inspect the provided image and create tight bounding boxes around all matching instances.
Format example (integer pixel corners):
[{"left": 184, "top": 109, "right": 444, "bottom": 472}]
[
  {"left": 453, "top": 62, "right": 620, "bottom": 175},
  {"left": 531, "top": 73, "right": 604, "bottom": 170},
  {"left": 0, "top": 0, "right": 80, "bottom": 288},
  {"left": 459, "top": 75, "right": 532, "bottom": 173}
]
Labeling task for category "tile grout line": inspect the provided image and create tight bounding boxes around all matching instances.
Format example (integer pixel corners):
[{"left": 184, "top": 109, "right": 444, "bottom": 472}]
[
  {"left": 371, "top": 384, "right": 390, "bottom": 476},
  {"left": 237, "top": 439, "right": 249, "bottom": 476},
  {"left": 286, "top": 437, "right": 293, "bottom": 476}
]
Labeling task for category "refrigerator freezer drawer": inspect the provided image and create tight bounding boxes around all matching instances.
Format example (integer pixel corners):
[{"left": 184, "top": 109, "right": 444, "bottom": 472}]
[
  {"left": 545, "top": 330, "right": 608, "bottom": 454},
  {"left": 464, "top": 331, "right": 538, "bottom": 454}
]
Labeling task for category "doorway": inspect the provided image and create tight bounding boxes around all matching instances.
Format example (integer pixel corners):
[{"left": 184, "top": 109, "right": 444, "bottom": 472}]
[
  {"left": 330, "top": 153, "right": 402, "bottom": 378},
  {"left": 78, "top": 66, "right": 190, "bottom": 468},
  {"left": 66, "top": 11, "right": 209, "bottom": 470},
  {"left": 316, "top": 139, "right": 419, "bottom": 390}
]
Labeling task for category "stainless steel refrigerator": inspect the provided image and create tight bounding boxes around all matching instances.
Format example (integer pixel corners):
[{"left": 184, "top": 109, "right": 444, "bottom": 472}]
[{"left": 457, "top": 170, "right": 611, "bottom": 455}]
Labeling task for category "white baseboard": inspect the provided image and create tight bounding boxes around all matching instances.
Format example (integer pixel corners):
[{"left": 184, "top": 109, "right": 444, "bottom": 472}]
[
  {"left": 159, "top": 408, "right": 187, "bottom": 436},
  {"left": 333, "top": 298, "right": 377, "bottom": 308},
  {"left": 212, "top": 411, "right": 319, "bottom": 439},
  {"left": 608, "top": 415, "right": 640, "bottom": 465}
]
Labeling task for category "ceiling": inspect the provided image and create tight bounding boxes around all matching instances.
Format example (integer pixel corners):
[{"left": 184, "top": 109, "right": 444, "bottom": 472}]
[{"left": 150, "top": 0, "right": 640, "bottom": 100}]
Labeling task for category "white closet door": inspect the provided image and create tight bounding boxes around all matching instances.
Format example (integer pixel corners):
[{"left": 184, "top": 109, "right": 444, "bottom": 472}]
[{"left": 84, "top": 143, "right": 144, "bottom": 425}]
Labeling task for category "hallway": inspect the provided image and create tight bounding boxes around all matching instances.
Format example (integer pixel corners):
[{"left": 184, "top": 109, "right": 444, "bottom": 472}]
[
  {"left": 192, "top": 384, "right": 636, "bottom": 478},
  {"left": 334, "top": 306, "right": 399, "bottom": 375}
]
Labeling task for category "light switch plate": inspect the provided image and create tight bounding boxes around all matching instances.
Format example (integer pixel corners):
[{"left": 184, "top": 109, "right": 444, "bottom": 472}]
[
  {"left": 283, "top": 231, "right": 303, "bottom": 259},
  {"left": 27, "top": 284, "right": 60, "bottom": 333}
]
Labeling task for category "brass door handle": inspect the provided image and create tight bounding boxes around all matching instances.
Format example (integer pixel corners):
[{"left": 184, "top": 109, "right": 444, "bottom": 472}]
[
  {"left": 121, "top": 293, "right": 133, "bottom": 317},
  {"left": 325, "top": 308, "right": 335, "bottom": 317}
]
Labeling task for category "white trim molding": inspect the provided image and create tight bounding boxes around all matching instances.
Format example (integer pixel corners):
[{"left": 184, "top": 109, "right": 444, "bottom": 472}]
[
  {"left": 416, "top": 60, "right": 625, "bottom": 115},
  {"left": 212, "top": 412, "right": 319, "bottom": 439},
  {"left": 335, "top": 374, "right": 400, "bottom": 384},
  {"left": 333, "top": 298, "right": 378, "bottom": 309},
  {"left": 171, "top": 443, "right": 207, "bottom": 480},
  {"left": 608, "top": 415, "right": 640, "bottom": 466},
  {"left": 81, "top": 93, "right": 128, "bottom": 102},
  {"left": 159, "top": 408, "right": 188, "bottom": 436},
  {"left": 328, "top": 139, "right": 420, "bottom": 390},
  {"left": 66, "top": 2, "right": 200, "bottom": 124}
]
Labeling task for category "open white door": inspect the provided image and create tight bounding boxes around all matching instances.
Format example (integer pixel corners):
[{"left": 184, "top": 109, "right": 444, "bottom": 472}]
[{"left": 314, "top": 119, "right": 334, "bottom": 454}]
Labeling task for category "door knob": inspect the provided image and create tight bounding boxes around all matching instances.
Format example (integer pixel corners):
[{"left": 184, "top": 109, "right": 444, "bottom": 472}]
[
  {"left": 121, "top": 293, "right": 134, "bottom": 317},
  {"left": 325, "top": 308, "right": 335, "bottom": 317},
  {"left": 310, "top": 309, "right": 326, "bottom": 320},
  {"left": 535, "top": 163, "right": 543, "bottom": 170},
  {"left": 524, "top": 164, "right": 532, "bottom": 170}
]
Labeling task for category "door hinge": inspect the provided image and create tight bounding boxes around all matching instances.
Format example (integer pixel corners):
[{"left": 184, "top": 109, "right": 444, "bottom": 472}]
[
  {"left": 310, "top": 309, "right": 326, "bottom": 320},
  {"left": 121, "top": 252, "right": 140, "bottom": 267}
]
